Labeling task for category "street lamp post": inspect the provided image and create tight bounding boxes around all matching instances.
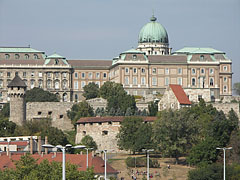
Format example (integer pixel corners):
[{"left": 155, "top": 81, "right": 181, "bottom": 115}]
[
  {"left": 142, "top": 149, "right": 154, "bottom": 180},
  {"left": 102, "top": 150, "right": 107, "bottom": 180},
  {"left": 216, "top": 147, "right": 232, "bottom": 180},
  {"left": 42, "top": 144, "right": 85, "bottom": 180},
  {"left": 85, "top": 148, "right": 93, "bottom": 168}
]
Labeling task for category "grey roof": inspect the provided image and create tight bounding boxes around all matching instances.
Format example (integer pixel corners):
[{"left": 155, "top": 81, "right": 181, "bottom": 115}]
[
  {"left": 7, "top": 75, "right": 27, "bottom": 87},
  {"left": 148, "top": 55, "right": 187, "bottom": 64},
  {"left": 0, "top": 60, "right": 45, "bottom": 65},
  {"left": 68, "top": 60, "right": 112, "bottom": 69}
]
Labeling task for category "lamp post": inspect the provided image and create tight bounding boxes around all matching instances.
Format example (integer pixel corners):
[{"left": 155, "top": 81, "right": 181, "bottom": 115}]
[
  {"left": 216, "top": 147, "right": 232, "bottom": 180},
  {"left": 85, "top": 148, "right": 93, "bottom": 168},
  {"left": 42, "top": 144, "right": 85, "bottom": 180},
  {"left": 102, "top": 150, "right": 107, "bottom": 180},
  {"left": 142, "top": 149, "right": 154, "bottom": 180}
]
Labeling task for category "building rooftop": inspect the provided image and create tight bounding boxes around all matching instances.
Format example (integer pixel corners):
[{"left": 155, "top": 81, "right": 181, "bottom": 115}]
[
  {"left": 7, "top": 75, "right": 27, "bottom": 88},
  {"left": 169, "top": 84, "right": 191, "bottom": 105},
  {"left": 148, "top": 55, "right": 187, "bottom": 64},
  {"left": 0, "top": 47, "right": 44, "bottom": 53},
  {"left": 173, "top": 47, "right": 224, "bottom": 54},
  {"left": 68, "top": 60, "right": 112, "bottom": 69}
]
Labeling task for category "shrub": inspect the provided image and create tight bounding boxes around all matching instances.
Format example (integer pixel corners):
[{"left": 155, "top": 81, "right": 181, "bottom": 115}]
[{"left": 125, "top": 157, "right": 160, "bottom": 168}]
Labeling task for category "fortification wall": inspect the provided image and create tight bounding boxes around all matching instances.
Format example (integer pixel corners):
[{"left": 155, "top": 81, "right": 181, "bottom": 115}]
[
  {"left": 26, "top": 102, "right": 74, "bottom": 131},
  {"left": 76, "top": 122, "right": 121, "bottom": 152},
  {"left": 212, "top": 102, "right": 240, "bottom": 118}
]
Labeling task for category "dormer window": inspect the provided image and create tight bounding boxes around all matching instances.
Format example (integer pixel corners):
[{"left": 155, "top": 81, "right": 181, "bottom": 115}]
[
  {"left": 15, "top": 54, "right": 20, "bottom": 59},
  {"left": 133, "top": 54, "right": 137, "bottom": 59},
  {"left": 25, "top": 54, "right": 29, "bottom": 59},
  {"left": 200, "top": 55, "right": 204, "bottom": 61},
  {"left": 55, "top": 59, "right": 59, "bottom": 65},
  {"left": 34, "top": 54, "right": 38, "bottom": 59},
  {"left": 5, "top": 54, "right": 10, "bottom": 59}
]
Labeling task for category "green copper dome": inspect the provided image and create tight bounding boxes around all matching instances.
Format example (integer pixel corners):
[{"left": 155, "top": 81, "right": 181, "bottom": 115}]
[{"left": 138, "top": 15, "right": 168, "bottom": 43}]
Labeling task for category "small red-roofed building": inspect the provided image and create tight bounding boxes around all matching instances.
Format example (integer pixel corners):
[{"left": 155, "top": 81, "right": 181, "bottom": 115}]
[
  {"left": 75, "top": 116, "right": 156, "bottom": 152},
  {"left": 0, "top": 153, "right": 118, "bottom": 179},
  {"left": 158, "top": 84, "right": 191, "bottom": 111}
]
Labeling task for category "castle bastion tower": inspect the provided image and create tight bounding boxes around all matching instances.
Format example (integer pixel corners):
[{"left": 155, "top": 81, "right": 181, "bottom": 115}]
[
  {"left": 137, "top": 15, "right": 171, "bottom": 55},
  {"left": 7, "top": 75, "right": 27, "bottom": 126}
]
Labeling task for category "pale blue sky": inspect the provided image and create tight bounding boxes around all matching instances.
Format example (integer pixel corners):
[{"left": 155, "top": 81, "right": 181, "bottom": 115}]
[{"left": 0, "top": 0, "right": 239, "bottom": 84}]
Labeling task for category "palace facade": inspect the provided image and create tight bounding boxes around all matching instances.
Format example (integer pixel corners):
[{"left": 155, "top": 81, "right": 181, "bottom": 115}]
[{"left": 0, "top": 15, "right": 232, "bottom": 107}]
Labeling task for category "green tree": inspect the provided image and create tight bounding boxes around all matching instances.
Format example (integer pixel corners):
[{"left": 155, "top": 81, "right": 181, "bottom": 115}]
[
  {"left": 117, "top": 117, "right": 153, "bottom": 154},
  {"left": 83, "top": 82, "right": 99, "bottom": 100},
  {"left": 67, "top": 101, "right": 94, "bottom": 125},
  {"left": 99, "top": 81, "right": 136, "bottom": 115},
  {"left": 80, "top": 135, "right": 98, "bottom": 150},
  {"left": 0, "top": 103, "right": 10, "bottom": 118},
  {"left": 153, "top": 109, "right": 195, "bottom": 164},
  {"left": 148, "top": 101, "right": 158, "bottom": 116},
  {"left": 25, "top": 87, "right": 59, "bottom": 102},
  {"left": 0, "top": 118, "right": 16, "bottom": 137},
  {"left": 233, "top": 82, "right": 240, "bottom": 95}
]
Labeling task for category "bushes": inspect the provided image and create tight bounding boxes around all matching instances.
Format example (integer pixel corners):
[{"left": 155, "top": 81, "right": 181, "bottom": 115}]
[{"left": 125, "top": 157, "right": 160, "bottom": 168}]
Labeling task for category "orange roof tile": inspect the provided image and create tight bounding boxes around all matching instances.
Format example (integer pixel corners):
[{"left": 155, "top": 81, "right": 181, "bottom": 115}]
[{"left": 169, "top": 84, "right": 191, "bottom": 105}]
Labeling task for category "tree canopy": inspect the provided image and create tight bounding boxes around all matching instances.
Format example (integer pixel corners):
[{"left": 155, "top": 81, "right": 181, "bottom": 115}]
[
  {"left": 80, "top": 135, "right": 98, "bottom": 151},
  {"left": 25, "top": 87, "right": 59, "bottom": 102},
  {"left": 67, "top": 101, "right": 94, "bottom": 125},
  {"left": 233, "top": 82, "right": 240, "bottom": 95},
  {"left": 83, "top": 82, "right": 99, "bottom": 100},
  {"left": 117, "top": 117, "right": 153, "bottom": 154},
  {"left": 99, "top": 81, "right": 136, "bottom": 115}
]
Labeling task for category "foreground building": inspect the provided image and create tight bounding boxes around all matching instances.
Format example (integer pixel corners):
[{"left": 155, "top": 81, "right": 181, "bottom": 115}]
[{"left": 0, "top": 15, "right": 233, "bottom": 108}]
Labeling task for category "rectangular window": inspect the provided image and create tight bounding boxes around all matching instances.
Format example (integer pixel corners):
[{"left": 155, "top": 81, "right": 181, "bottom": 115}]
[
  {"left": 152, "top": 77, "right": 157, "bottom": 86},
  {"left": 103, "top": 73, "right": 107, "bottom": 79},
  {"left": 210, "top": 68, "right": 214, "bottom": 74},
  {"left": 88, "top": 72, "right": 92, "bottom": 79},
  {"left": 165, "top": 68, "right": 169, "bottom": 75},
  {"left": 141, "top": 77, "right": 146, "bottom": 85},
  {"left": 23, "top": 72, "right": 27, "bottom": 77},
  {"left": 223, "top": 66, "right": 227, "bottom": 71},
  {"left": 96, "top": 81, "right": 100, "bottom": 87},
  {"left": 7, "top": 72, "right": 11, "bottom": 78},
  {"left": 178, "top": 77, "right": 182, "bottom": 85},
  {"left": 152, "top": 68, "right": 157, "bottom": 74},
  {"left": 125, "top": 77, "right": 129, "bottom": 85},
  {"left": 223, "top": 85, "right": 227, "bottom": 93},
  {"left": 96, "top": 72, "right": 100, "bottom": 79},
  {"left": 224, "top": 77, "right": 227, "bottom": 82},
  {"left": 0, "top": 80, "right": 3, "bottom": 88},
  {"left": 133, "top": 77, "right": 137, "bottom": 85},
  {"left": 38, "top": 72, "right": 42, "bottom": 77},
  {"left": 55, "top": 72, "right": 59, "bottom": 78},
  {"left": 47, "top": 72, "right": 51, "bottom": 78},
  {"left": 201, "top": 68, "right": 205, "bottom": 74},
  {"left": 0, "top": 72, "right": 3, "bottom": 77},
  {"left": 74, "top": 81, "right": 78, "bottom": 89},
  {"left": 81, "top": 81, "right": 86, "bottom": 88},
  {"left": 198, "top": 95, "right": 202, "bottom": 101},
  {"left": 74, "top": 72, "right": 78, "bottom": 78},
  {"left": 31, "top": 72, "right": 35, "bottom": 77},
  {"left": 165, "top": 77, "right": 169, "bottom": 86},
  {"left": 141, "top": 68, "right": 145, "bottom": 73},
  {"left": 178, "top": 68, "right": 182, "bottom": 74},
  {"left": 63, "top": 72, "right": 67, "bottom": 78},
  {"left": 192, "top": 78, "right": 196, "bottom": 86}
]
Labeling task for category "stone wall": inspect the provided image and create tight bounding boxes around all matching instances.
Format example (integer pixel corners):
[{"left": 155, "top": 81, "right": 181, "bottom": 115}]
[
  {"left": 86, "top": 98, "right": 107, "bottom": 111},
  {"left": 26, "top": 102, "right": 74, "bottom": 131},
  {"left": 211, "top": 102, "right": 240, "bottom": 118},
  {"left": 76, "top": 122, "right": 121, "bottom": 152},
  {"left": 158, "top": 87, "right": 180, "bottom": 111},
  {"left": 184, "top": 88, "right": 211, "bottom": 102}
]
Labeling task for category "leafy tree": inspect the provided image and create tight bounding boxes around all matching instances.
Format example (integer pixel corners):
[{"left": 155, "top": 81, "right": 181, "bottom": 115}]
[
  {"left": 153, "top": 109, "right": 195, "bottom": 164},
  {"left": 80, "top": 135, "right": 98, "bottom": 150},
  {"left": 148, "top": 101, "right": 158, "bottom": 116},
  {"left": 0, "top": 118, "right": 16, "bottom": 137},
  {"left": 187, "top": 137, "right": 220, "bottom": 167},
  {"left": 83, "top": 82, "right": 99, "bottom": 100},
  {"left": 228, "top": 130, "right": 240, "bottom": 163},
  {"left": 117, "top": 117, "right": 153, "bottom": 154},
  {"left": 99, "top": 81, "right": 136, "bottom": 115},
  {"left": 233, "top": 82, "right": 240, "bottom": 95},
  {"left": 0, "top": 103, "right": 10, "bottom": 118},
  {"left": 67, "top": 101, "right": 94, "bottom": 125},
  {"left": 25, "top": 87, "right": 59, "bottom": 102},
  {"left": 0, "top": 154, "right": 97, "bottom": 180}
]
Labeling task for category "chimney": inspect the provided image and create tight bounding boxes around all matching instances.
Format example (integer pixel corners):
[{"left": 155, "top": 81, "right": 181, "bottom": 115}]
[
  {"left": 38, "top": 136, "right": 41, "bottom": 155},
  {"left": 45, "top": 136, "right": 48, "bottom": 154},
  {"left": 6, "top": 146, "right": 9, "bottom": 156},
  {"left": 30, "top": 136, "right": 33, "bottom": 154}
]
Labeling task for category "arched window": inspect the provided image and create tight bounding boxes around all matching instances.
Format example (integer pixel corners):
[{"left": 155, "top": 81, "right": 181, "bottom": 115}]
[
  {"left": 34, "top": 54, "right": 38, "bottom": 59},
  {"left": 55, "top": 81, "right": 60, "bottom": 89},
  {"left": 38, "top": 80, "right": 43, "bottom": 88},
  {"left": 63, "top": 93, "right": 67, "bottom": 102},
  {"left": 25, "top": 54, "right": 29, "bottom": 59},
  {"left": 192, "top": 78, "right": 196, "bottom": 86},
  {"left": 55, "top": 59, "right": 59, "bottom": 65},
  {"left": 62, "top": 80, "right": 67, "bottom": 89},
  {"left": 47, "top": 80, "right": 52, "bottom": 89},
  {"left": 200, "top": 55, "right": 204, "bottom": 61},
  {"left": 30, "top": 80, "right": 35, "bottom": 89},
  {"left": 210, "top": 78, "right": 214, "bottom": 86},
  {"left": 15, "top": 54, "right": 20, "bottom": 59},
  {"left": 5, "top": 54, "right": 10, "bottom": 59}
]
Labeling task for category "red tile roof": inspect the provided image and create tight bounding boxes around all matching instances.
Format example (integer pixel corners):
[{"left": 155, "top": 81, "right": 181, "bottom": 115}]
[
  {"left": 169, "top": 84, "right": 191, "bottom": 105},
  {"left": 0, "top": 141, "right": 28, "bottom": 146},
  {"left": 0, "top": 153, "right": 118, "bottom": 174},
  {"left": 76, "top": 116, "right": 157, "bottom": 124}
]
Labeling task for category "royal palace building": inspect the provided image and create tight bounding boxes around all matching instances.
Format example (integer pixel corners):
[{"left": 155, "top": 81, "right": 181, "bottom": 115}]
[{"left": 0, "top": 15, "right": 232, "bottom": 107}]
